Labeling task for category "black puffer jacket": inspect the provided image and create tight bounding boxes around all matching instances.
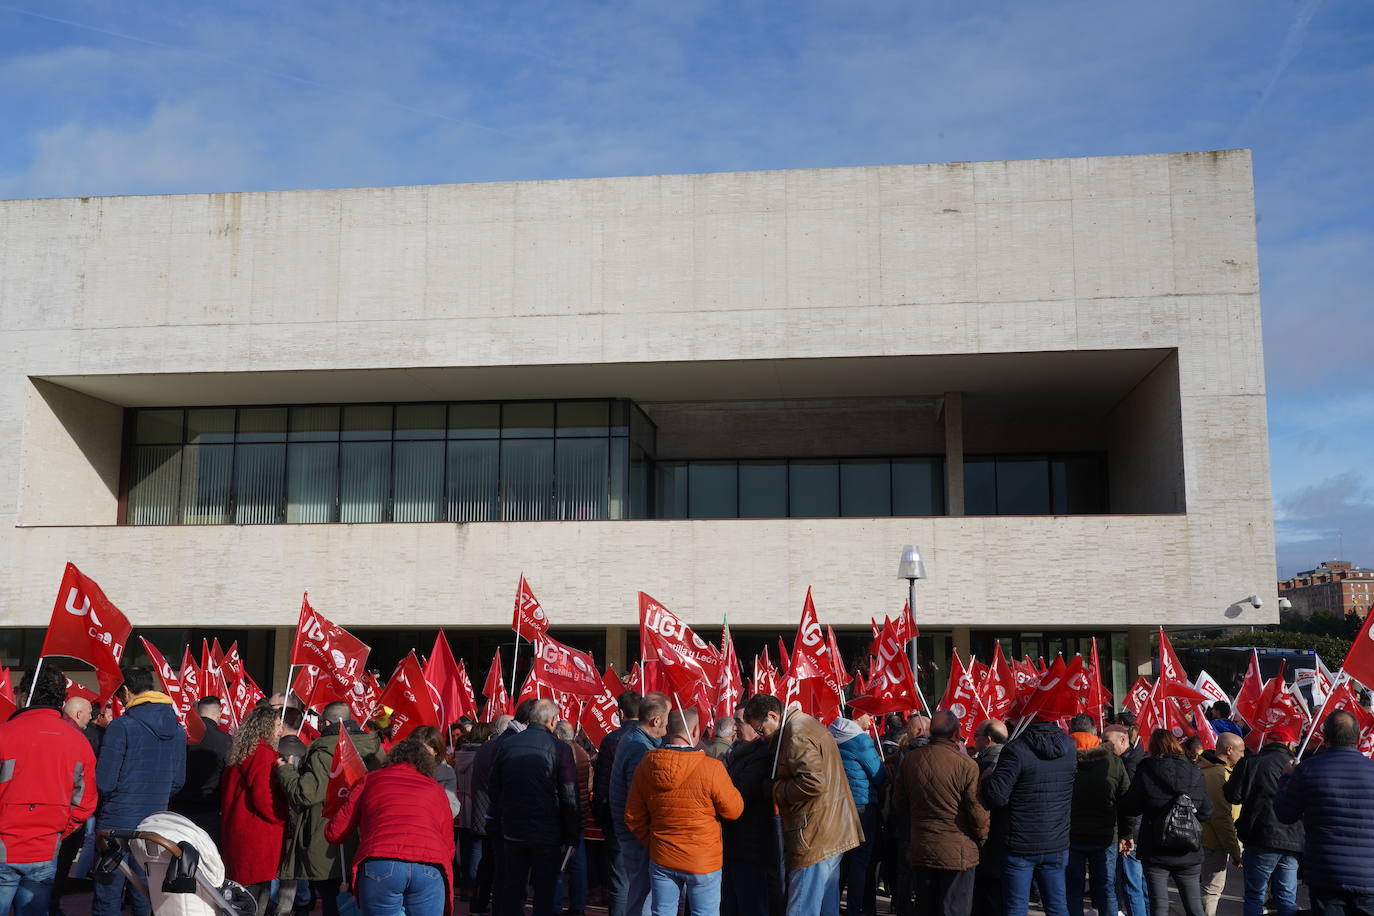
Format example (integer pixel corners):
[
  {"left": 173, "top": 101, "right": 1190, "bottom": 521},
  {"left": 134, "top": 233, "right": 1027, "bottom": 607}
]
[
  {"left": 722, "top": 737, "right": 776, "bottom": 867},
  {"left": 489, "top": 725, "right": 581, "bottom": 847},
  {"left": 1224, "top": 743, "right": 1304, "bottom": 854},
  {"left": 1122, "top": 753, "right": 1213, "bottom": 867},
  {"left": 980, "top": 722, "right": 1077, "bottom": 855}
]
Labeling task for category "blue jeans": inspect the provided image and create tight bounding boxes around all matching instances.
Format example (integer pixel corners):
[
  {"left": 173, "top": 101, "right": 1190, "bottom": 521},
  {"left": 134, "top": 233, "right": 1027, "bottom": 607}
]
[
  {"left": 0, "top": 858, "right": 58, "bottom": 916},
  {"left": 1117, "top": 850, "right": 1149, "bottom": 916},
  {"left": 616, "top": 829, "right": 652, "bottom": 916},
  {"left": 1065, "top": 844, "right": 1117, "bottom": 916},
  {"left": 787, "top": 853, "right": 843, "bottom": 916},
  {"left": 1242, "top": 848, "right": 1298, "bottom": 916},
  {"left": 91, "top": 848, "right": 151, "bottom": 916},
  {"left": 356, "top": 858, "right": 447, "bottom": 916},
  {"left": 556, "top": 839, "right": 588, "bottom": 910},
  {"left": 459, "top": 830, "right": 482, "bottom": 889},
  {"left": 651, "top": 863, "right": 722, "bottom": 916},
  {"left": 1003, "top": 851, "right": 1069, "bottom": 916}
]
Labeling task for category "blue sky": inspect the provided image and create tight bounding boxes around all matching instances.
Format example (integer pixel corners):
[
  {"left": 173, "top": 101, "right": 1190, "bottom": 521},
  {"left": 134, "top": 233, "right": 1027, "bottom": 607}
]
[{"left": 0, "top": 0, "right": 1369, "bottom": 577}]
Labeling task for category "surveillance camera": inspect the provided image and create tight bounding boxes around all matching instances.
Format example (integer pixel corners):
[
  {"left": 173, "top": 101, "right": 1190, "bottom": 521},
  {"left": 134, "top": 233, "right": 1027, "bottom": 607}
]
[
  {"left": 1250, "top": 595, "right": 1263, "bottom": 609},
  {"left": 1278, "top": 597, "right": 1292, "bottom": 611}
]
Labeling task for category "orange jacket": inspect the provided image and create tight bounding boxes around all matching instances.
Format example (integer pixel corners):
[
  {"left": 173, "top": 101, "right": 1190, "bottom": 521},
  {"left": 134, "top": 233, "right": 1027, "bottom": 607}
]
[{"left": 624, "top": 745, "right": 744, "bottom": 874}]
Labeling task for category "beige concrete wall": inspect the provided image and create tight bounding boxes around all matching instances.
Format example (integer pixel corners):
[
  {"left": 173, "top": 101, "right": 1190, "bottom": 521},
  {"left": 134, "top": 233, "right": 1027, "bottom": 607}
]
[
  {"left": 1108, "top": 352, "right": 1186, "bottom": 514},
  {"left": 0, "top": 150, "right": 1275, "bottom": 632},
  {"left": 16, "top": 380, "right": 124, "bottom": 526}
]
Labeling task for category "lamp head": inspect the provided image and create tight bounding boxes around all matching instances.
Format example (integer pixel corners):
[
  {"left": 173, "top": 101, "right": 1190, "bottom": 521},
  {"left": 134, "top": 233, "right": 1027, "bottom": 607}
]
[{"left": 898, "top": 545, "right": 927, "bottom": 581}]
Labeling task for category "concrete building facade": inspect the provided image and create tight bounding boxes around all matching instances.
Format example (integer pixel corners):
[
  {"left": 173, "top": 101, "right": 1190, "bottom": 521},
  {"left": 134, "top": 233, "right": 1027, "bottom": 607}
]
[
  {"left": 1279, "top": 560, "right": 1374, "bottom": 619},
  {"left": 0, "top": 149, "right": 1276, "bottom": 699}
]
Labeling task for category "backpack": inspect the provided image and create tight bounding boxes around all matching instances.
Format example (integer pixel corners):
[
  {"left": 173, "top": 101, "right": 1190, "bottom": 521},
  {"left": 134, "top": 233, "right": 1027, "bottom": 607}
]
[{"left": 1155, "top": 792, "right": 1202, "bottom": 853}]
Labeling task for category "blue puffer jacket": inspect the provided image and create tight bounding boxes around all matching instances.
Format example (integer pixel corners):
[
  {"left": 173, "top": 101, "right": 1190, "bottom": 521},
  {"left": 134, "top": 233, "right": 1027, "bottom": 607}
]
[
  {"left": 829, "top": 720, "right": 885, "bottom": 806},
  {"left": 1274, "top": 746, "right": 1374, "bottom": 893},
  {"left": 609, "top": 723, "right": 659, "bottom": 838},
  {"left": 980, "top": 721, "right": 1077, "bottom": 855},
  {"left": 95, "top": 695, "right": 186, "bottom": 828}
]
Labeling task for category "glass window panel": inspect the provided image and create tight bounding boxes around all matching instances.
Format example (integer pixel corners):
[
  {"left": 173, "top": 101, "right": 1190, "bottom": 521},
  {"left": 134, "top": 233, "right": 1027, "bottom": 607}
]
[
  {"left": 500, "top": 440, "right": 553, "bottom": 520},
  {"left": 656, "top": 463, "right": 688, "bottom": 519},
  {"left": 135, "top": 409, "right": 184, "bottom": 445},
  {"left": 556, "top": 401, "right": 610, "bottom": 437},
  {"left": 287, "top": 442, "right": 337, "bottom": 523},
  {"left": 127, "top": 445, "right": 181, "bottom": 524},
  {"left": 739, "top": 462, "right": 787, "bottom": 518},
  {"left": 788, "top": 461, "right": 838, "bottom": 517},
  {"left": 502, "top": 402, "right": 554, "bottom": 438},
  {"left": 448, "top": 404, "right": 500, "bottom": 439},
  {"left": 180, "top": 444, "right": 231, "bottom": 524},
  {"left": 393, "top": 441, "right": 445, "bottom": 522},
  {"left": 1051, "top": 455, "right": 1106, "bottom": 514},
  {"left": 234, "top": 443, "right": 285, "bottom": 524},
  {"left": 609, "top": 438, "right": 628, "bottom": 520},
  {"left": 289, "top": 406, "right": 340, "bottom": 442},
  {"left": 395, "top": 405, "right": 445, "bottom": 440},
  {"left": 996, "top": 458, "right": 1051, "bottom": 514},
  {"left": 610, "top": 400, "right": 630, "bottom": 437},
  {"left": 893, "top": 458, "right": 944, "bottom": 516},
  {"left": 446, "top": 441, "right": 498, "bottom": 522},
  {"left": 688, "top": 462, "right": 738, "bottom": 519},
  {"left": 186, "top": 409, "right": 235, "bottom": 444},
  {"left": 629, "top": 445, "right": 650, "bottom": 520},
  {"left": 841, "top": 460, "right": 892, "bottom": 517},
  {"left": 342, "top": 405, "right": 393, "bottom": 441},
  {"left": 237, "top": 408, "right": 287, "bottom": 442},
  {"left": 557, "top": 438, "right": 609, "bottom": 520},
  {"left": 340, "top": 442, "right": 390, "bottom": 522},
  {"left": 631, "top": 406, "right": 657, "bottom": 455},
  {"left": 963, "top": 458, "right": 997, "bottom": 515}
]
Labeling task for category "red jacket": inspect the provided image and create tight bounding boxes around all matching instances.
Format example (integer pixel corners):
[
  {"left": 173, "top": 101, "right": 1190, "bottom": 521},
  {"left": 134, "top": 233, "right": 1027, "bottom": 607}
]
[
  {"left": 325, "top": 763, "right": 455, "bottom": 914},
  {"left": 221, "top": 741, "right": 288, "bottom": 885},
  {"left": 0, "top": 707, "right": 98, "bottom": 863}
]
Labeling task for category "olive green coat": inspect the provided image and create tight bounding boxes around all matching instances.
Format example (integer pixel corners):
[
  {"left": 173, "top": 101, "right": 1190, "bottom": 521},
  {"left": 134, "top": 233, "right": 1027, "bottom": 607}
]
[{"left": 277, "top": 726, "right": 386, "bottom": 881}]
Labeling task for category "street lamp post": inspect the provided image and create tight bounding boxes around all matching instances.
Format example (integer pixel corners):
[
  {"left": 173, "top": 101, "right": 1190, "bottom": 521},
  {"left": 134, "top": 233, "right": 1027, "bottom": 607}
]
[{"left": 898, "top": 545, "right": 928, "bottom": 705}]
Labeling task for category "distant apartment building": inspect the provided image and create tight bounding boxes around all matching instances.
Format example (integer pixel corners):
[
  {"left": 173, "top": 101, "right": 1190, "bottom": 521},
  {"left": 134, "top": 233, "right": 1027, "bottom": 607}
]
[{"left": 1279, "top": 560, "right": 1374, "bottom": 618}]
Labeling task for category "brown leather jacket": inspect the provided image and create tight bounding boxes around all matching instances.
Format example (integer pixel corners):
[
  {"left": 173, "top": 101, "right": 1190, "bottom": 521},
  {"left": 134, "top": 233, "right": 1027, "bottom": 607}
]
[
  {"left": 771, "top": 712, "right": 862, "bottom": 870},
  {"left": 894, "top": 735, "right": 989, "bottom": 871}
]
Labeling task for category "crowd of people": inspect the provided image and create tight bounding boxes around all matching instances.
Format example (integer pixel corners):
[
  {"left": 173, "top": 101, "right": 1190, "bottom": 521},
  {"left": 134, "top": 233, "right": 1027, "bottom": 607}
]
[{"left": 5, "top": 665, "right": 1374, "bottom": 916}]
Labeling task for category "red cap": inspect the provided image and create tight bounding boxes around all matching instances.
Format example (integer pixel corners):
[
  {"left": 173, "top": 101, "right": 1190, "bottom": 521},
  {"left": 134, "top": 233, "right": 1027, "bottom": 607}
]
[{"left": 1267, "top": 724, "right": 1300, "bottom": 745}]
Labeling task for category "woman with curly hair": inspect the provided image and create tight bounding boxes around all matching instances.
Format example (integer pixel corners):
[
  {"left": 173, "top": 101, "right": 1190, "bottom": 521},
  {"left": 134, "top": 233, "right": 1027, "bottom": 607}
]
[
  {"left": 325, "top": 738, "right": 457, "bottom": 916},
  {"left": 221, "top": 707, "right": 290, "bottom": 915}
]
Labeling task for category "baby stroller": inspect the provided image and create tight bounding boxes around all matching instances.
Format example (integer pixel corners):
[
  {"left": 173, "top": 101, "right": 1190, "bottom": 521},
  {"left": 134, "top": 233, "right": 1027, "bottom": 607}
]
[{"left": 94, "top": 812, "right": 257, "bottom": 916}]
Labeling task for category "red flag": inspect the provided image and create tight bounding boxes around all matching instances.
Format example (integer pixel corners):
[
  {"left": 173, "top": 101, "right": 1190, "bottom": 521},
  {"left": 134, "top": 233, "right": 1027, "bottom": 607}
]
[
  {"left": 851, "top": 619, "right": 922, "bottom": 716},
  {"left": 937, "top": 651, "right": 989, "bottom": 740},
  {"left": 984, "top": 642, "right": 1018, "bottom": 719},
  {"left": 41, "top": 563, "right": 133, "bottom": 702},
  {"left": 222, "top": 642, "right": 244, "bottom": 682},
  {"left": 1020, "top": 654, "right": 1087, "bottom": 722},
  {"left": 533, "top": 634, "right": 604, "bottom": 696},
  {"left": 210, "top": 639, "right": 228, "bottom": 677},
  {"left": 139, "top": 638, "right": 182, "bottom": 706},
  {"left": 1234, "top": 650, "right": 1265, "bottom": 726},
  {"left": 1307, "top": 679, "right": 1374, "bottom": 753},
  {"left": 424, "top": 630, "right": 467, "bottom": 726},
  {"left": 715, "top": 624, "right": 744, "bottom": 720},
  {"left": 579, "top": 676, "right": 621, "bottom": 749},
  {"left": 183, "top": 706, "right": 206, "bottom": 744},
  {"left": 1086, "top": 638, "right": 1109, "bottom": 730},
  {"left": 1342, "top": 611, "right": 1374, "bottom": 690},
  {"left": 291, "top": 595, "right": 371, "bottom": 715},
  {"left": 891, "top": 600, "right": 919, "bottom": 643},
  {"left": 512, "top": 574, "right": 550, "bottom": 638},
  {"left": 825, "top": 626, "right": 852, "bottom": 687},
  {"left": 379, "top": 652, "right": 440, "bottom": 740},
  {"left": 481, "top": 649, "right": 513, "bottom": 721},
  {"left": 516, "top": 666, "right": 544, "bottom": 706},
  {"left": 456, "top": 661, "right": 478, "bottom": 722},
  {"left": 1242, "top": 664, "right": 1307, "bottom": 752},
  {"left": 1124, "top": 676, "right": 1153, "bottom": 715},
  {"left": 753, "top": 650, "right": 779, "bottom": 700},
  {"left": 1157, "top": 628, "right": 1187, "bottom": 684},
  {"left": 776, "top": 639, "right": 791, "bottom": 681},
  {"left": 789, "top": 588, "right": 831, "bottom": 681},
  {"left": 290, "top": 665, "right": 321, "bottom": 710},
  {"left": 323, "top": 727, "right": 368, "bottom": 820}
]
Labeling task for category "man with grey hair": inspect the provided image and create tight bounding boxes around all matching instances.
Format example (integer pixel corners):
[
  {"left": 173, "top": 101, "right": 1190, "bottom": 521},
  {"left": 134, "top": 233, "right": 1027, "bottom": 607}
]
[
  {"left": 490, "top": 698, "right": 581, "bottom": 916},
  {"left": 704, "top": 717, "right": 736, "bottom": 760},
  {"left": 1198, "top": 732, "right": 1245, "bottom": 916}
]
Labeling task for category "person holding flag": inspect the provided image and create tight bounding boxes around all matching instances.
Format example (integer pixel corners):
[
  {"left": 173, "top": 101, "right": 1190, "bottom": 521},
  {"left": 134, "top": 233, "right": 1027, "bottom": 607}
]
[
  {"left": 277, "top": 701, "right": 387, "bottom": 916},
  {"left": 829, "top": 712, "right": 884, "bottom": 916}
]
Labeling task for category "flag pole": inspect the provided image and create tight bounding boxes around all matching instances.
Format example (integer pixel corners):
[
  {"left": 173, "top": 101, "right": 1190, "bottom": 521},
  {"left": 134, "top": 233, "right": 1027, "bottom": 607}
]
[
  {"left": 23, "top": 656, "right": 45, "bottom": 708},
  {"left": 281, "top": 664, "right": 295, "bottom": 725},
  {"left": 770, "top": 679, "right": 798, "bottom": 778},
  {"left": 1296, "top": 670, "right": 1349, "bottom": 759}
]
